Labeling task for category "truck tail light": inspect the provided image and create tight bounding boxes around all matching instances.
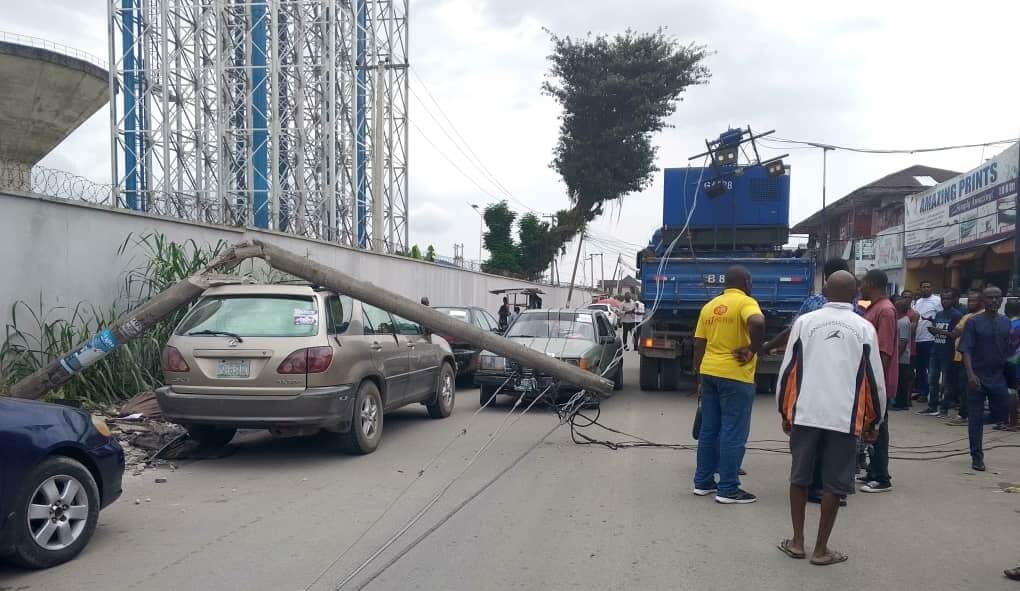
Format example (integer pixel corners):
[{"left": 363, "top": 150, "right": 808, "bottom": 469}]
[
  {"left": 643, "top": 338, "right": 654, "bottom": 349},
  {"left": 278, "top": 347, "right": 334, "bottom": 374},
  {"left": 162, "top": 346, "right": 190, "bottom": 372}
]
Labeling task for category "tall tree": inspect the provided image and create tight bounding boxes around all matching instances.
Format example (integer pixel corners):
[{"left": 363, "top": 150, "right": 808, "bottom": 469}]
[
  {"left": 425, "top": 245, "right": 436, "bottom": 262},
  {"left": 516, "top": 213, "right": 562, "bottom": 281},
  {"left": 541, "top": 29, "right": 710, "bottom": 260},
  {"left": 481, "top": 202, "right": 520, "bottom": 276}
]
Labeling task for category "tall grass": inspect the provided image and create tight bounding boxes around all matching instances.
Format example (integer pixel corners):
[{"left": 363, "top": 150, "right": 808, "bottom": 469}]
[{"left": 0, "top": 232, "right": 229, "bottom": 408}]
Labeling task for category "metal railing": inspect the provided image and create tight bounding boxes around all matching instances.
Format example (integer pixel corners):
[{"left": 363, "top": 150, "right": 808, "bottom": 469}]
[{"left": 0, "top": 31, "right": 108, "bottom": 70}]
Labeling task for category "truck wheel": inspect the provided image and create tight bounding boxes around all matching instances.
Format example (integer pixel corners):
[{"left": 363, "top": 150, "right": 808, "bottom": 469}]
[
  {"left": 661, "top": 359, "right": 681, "bottom": 391},
  {"left": 639, "top": 357, "right": 660, "bottom": 391}
]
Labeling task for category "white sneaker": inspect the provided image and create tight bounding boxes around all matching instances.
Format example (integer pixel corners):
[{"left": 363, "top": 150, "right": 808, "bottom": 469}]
[
  {"left": 692, "top": 486, "right": 717, "bottom": 496},
  {"left": 860, "top": 481, "right": 893, "bottom": 493}
]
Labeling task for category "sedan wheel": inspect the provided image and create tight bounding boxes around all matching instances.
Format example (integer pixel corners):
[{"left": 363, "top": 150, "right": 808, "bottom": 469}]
[{"left": 5, "top": 457, "right": 100, "bottom": 569}]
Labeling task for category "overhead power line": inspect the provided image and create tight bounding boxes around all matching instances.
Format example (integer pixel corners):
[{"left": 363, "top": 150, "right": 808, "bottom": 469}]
[
  {"left": 409, "top": 67, "right": 552, "bottom": 215},
  {"left": 409, "top": 119, "right": 506, "bottom": 203},
  {"left": 766, "top": 136, "right": 1018, "bottom": 155}
]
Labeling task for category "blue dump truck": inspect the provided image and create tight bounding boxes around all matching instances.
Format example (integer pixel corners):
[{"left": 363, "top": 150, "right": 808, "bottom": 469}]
[{"left": 636, "top": 129, "right": 814, "bottom": 392}]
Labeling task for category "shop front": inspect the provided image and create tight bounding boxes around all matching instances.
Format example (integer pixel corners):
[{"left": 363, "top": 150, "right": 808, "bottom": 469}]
[{"left": 903, "top": 142, "right": 1019, "bottom": 292}]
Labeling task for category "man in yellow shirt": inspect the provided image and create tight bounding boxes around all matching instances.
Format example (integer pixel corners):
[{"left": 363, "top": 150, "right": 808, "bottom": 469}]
[{"left": 692, "top": 266, "right": 766, "bottom": 504}]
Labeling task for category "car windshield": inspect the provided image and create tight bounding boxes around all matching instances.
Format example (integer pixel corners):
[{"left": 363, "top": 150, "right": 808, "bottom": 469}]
[
  {"left": 176, "top": 296, "right": 319, "bottom": 337},
  {"left": 505, "top": 312, "right": 596, "bottom": 341}
]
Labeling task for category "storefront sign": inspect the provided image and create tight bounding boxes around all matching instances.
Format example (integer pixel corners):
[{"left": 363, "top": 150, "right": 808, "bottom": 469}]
[
  {"left": 874, "top": 226, "right": 903, "bottom": 270},
  {"left": 854, "top": 238, "right": 877, "bottom": 272},
  {"left": 904, "top": 142, "right": 1018, "bottom": 258}
]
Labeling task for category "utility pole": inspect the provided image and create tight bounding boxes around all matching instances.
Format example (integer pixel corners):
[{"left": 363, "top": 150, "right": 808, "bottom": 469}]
[
  {"left": 566, "top": 229, "right": 585, "bottom": 308},
  {"left": 805, "top": 143, "right": 835, "bottom": 265},
  {"left": 1012, "top": 140, "right": 1020, "bottom": 295},
  {"left": 588, "top": 253, "right": 604, "bottom": 290}
]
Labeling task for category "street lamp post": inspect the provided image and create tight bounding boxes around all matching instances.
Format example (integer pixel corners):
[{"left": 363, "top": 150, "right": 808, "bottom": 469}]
[{"left": 469, "top": 203, "right": 483, "bottom": 263}]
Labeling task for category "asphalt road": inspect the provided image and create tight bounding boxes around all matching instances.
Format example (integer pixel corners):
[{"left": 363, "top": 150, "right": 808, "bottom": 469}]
[{"left": 6, "top": 351, "right": 1020, "bottom": 590}]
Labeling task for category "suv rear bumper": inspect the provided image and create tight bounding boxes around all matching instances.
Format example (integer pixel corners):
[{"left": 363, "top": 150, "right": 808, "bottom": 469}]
[{"left": 156, "top": 384, "right": 356, "bottom": 431}]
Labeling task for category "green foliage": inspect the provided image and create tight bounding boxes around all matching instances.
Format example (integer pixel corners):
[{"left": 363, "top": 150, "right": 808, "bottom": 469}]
[
  {"left": 540, "top": 29, "right": 711, "bottom": 258},
  {"left": 481, "top": 202, "right": 564, "bottom": 281},
  {"left": 425, "top": 245, "right": 436, "bottom": 262},
  {"left": 0, "top": 232, "right": 228, "bottom": 407},
  {"left": 409, "top": 244, "right": 423, "bottom": 260},
  {"left": 481, "top": 202, "right": 521, "bottom": 277}
]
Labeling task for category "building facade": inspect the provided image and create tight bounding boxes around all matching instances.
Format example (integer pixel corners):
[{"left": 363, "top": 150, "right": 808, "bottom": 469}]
[{"left": 792, "top": 165, "right": 959, "bottom": 292}]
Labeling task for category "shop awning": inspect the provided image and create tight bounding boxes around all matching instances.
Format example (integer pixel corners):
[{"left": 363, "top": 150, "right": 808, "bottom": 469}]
[
  {"left": 947, "top": 251, "right": 979, "bottom": 266},
  {"left": 992, "top": 240, "right": 1015, "bottom": 255}
]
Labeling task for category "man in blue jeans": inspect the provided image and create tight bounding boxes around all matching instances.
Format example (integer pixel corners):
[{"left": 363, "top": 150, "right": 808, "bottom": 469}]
[
  {"left": 959, "top": 285, "right": 1010, "bottom": 472},
  {"left": 692, "top": 266, "right": 766, "bottom": 504},
  {"left": 921, "top": 289, "right": 962, "bottom": 417}
]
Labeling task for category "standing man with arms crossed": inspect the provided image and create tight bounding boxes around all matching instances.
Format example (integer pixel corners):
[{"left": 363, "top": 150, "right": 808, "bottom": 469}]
[
  {"left": 692, "top": 266, "right": 766, "bottom": 504},
  {"left": 912, "top": 281, "right": 943, "bottom": 404},
  {"left": 921, "top": 289, "right": 963, "bottom": 417},
  {"left": 776, "top": 271, "right": 885, "bottom": 565},
  {"left": 859, "top": 269, "right": 899, "bottom": 494},
  {"left": 945, "top": 288, "right": 984, "bottom": 425},
  {"left": 959, "top": 286, "right": 1010, "bottom": 471}
]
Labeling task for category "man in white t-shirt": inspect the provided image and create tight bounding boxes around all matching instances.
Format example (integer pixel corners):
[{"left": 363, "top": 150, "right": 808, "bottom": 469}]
[
  {"left": 776, "top": 271, "right": 886, "bottom": 565},
  {"left": 911, "top": 281, "right": 943, "bottom": 403},
  {"left": 620, "top": 292, "right": 638, "bottom": 351}
]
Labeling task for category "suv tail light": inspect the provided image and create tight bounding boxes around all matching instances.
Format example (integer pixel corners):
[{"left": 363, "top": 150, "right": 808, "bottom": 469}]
[
  {"left": 162, "top": 346, "right": 190, "bottom": 372},
  {"left": 278, "top": 347, "right": 334, "bottom": 374}
]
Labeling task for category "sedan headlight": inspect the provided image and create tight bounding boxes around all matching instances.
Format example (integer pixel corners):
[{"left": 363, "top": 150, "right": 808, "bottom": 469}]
[
  {"left": 91, "top": 416, "right": 112, "bottom": 438},
  {"left": 479, "top": 355, "right": 507, "bottom": 371}
]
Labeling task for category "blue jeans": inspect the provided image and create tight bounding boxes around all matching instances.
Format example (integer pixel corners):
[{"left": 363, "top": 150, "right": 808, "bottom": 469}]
[
  {"left": 968, "top": 379, "right": 1009, "bottom": 462},
  {"left": 694, "top": 375, "right": 755, "bottom": 495},
  {"left": 914, "top": 341, "right": 934, "bottom": 399}
]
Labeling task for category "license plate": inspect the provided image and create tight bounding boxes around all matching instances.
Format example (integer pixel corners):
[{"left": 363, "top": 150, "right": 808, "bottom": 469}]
[
  {"left": 515, "top": 377, "right": 537, "bottom": 392},
  {"left": 217, "top": 359, "right": 251, "bottom": 378}
]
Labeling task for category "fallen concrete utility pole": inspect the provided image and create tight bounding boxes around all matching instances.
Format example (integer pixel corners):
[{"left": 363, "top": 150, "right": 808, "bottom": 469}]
[
  {"left": 6, "top": 240, "right": 612, "bottom": 401},
  {"left": 7, "top": 274, "right": 245, "bottom": 401},
  {"left": 232, "top": 240, "right": 614, "bottom": 395}
]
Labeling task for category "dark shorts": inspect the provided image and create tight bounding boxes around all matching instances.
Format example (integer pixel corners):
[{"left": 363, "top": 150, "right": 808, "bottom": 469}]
[{"left": 789, "top": 425, "right": 858, "bottom": 497}]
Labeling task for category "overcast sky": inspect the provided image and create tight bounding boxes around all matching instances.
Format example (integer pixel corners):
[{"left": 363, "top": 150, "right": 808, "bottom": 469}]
[{"left": 10, "top": 0, "right": 1020, "bottom": 285}]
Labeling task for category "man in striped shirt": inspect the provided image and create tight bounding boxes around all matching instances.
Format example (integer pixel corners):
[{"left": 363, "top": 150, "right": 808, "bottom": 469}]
[{"left": 776, "top": 271, "right": 886, "bottom": 566}]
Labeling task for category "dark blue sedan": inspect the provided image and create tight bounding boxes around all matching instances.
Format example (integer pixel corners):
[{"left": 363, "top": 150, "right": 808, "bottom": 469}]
[{"left": 0, "top": 397, "right": 124, "bottom": 569}]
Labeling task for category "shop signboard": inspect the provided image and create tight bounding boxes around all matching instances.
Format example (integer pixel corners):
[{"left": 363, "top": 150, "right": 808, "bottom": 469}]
[
  {"left": 854, "top": 238, "right": 877, "bottom": 272},
  {"left": 904, "top": 142, "right": 1019, "bottom": 258},
  {"left": 874, "top": 226, "right": 903, "bottom": 270}
]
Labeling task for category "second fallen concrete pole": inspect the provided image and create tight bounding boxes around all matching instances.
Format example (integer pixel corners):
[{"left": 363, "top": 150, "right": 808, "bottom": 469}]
[{"left": 235, "top": 240, "right": 614, "bottom": 395}]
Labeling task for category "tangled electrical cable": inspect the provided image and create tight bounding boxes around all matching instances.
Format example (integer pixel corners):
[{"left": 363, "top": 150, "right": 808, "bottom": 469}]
[{"left": 565, "top": 405, "right": 1020, "bottom": 461}]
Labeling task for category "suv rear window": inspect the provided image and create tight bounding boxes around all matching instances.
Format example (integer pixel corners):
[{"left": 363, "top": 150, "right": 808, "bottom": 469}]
[{"left": 176, "top": 296, "right": 320, "bottom": 337}]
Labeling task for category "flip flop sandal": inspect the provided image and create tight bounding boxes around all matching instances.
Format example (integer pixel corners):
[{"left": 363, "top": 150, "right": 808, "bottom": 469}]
[
  {"left": 811, "top": 551, "right": 848, "bottom": 566},
  {"left": 1005, "top": 567, "right": 1020, "bottom": 581},
  {"left": 777, "top": 539, "right": 806, "bottom": 559}
]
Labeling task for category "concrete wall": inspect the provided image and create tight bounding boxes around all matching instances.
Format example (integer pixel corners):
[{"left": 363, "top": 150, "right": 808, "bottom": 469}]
[{"left": 0, "top": 191, "right": 593, "bottom": 333}]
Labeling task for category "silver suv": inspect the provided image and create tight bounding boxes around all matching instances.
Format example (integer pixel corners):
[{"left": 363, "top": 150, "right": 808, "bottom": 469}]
[{"left": 155, "top": 284, "right": 456, "bottom": 454}]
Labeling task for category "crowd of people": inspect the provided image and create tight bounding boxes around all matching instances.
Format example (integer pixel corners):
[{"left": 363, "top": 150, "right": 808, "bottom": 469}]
[{"left": 691, "top": 259, "right": 1020, "bottom": 573}]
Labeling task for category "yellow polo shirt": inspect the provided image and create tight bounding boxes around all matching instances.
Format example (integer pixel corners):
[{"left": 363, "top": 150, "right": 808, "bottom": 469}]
[{"left": 694, "top": 288, "right": 764, "bottom": 384}]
